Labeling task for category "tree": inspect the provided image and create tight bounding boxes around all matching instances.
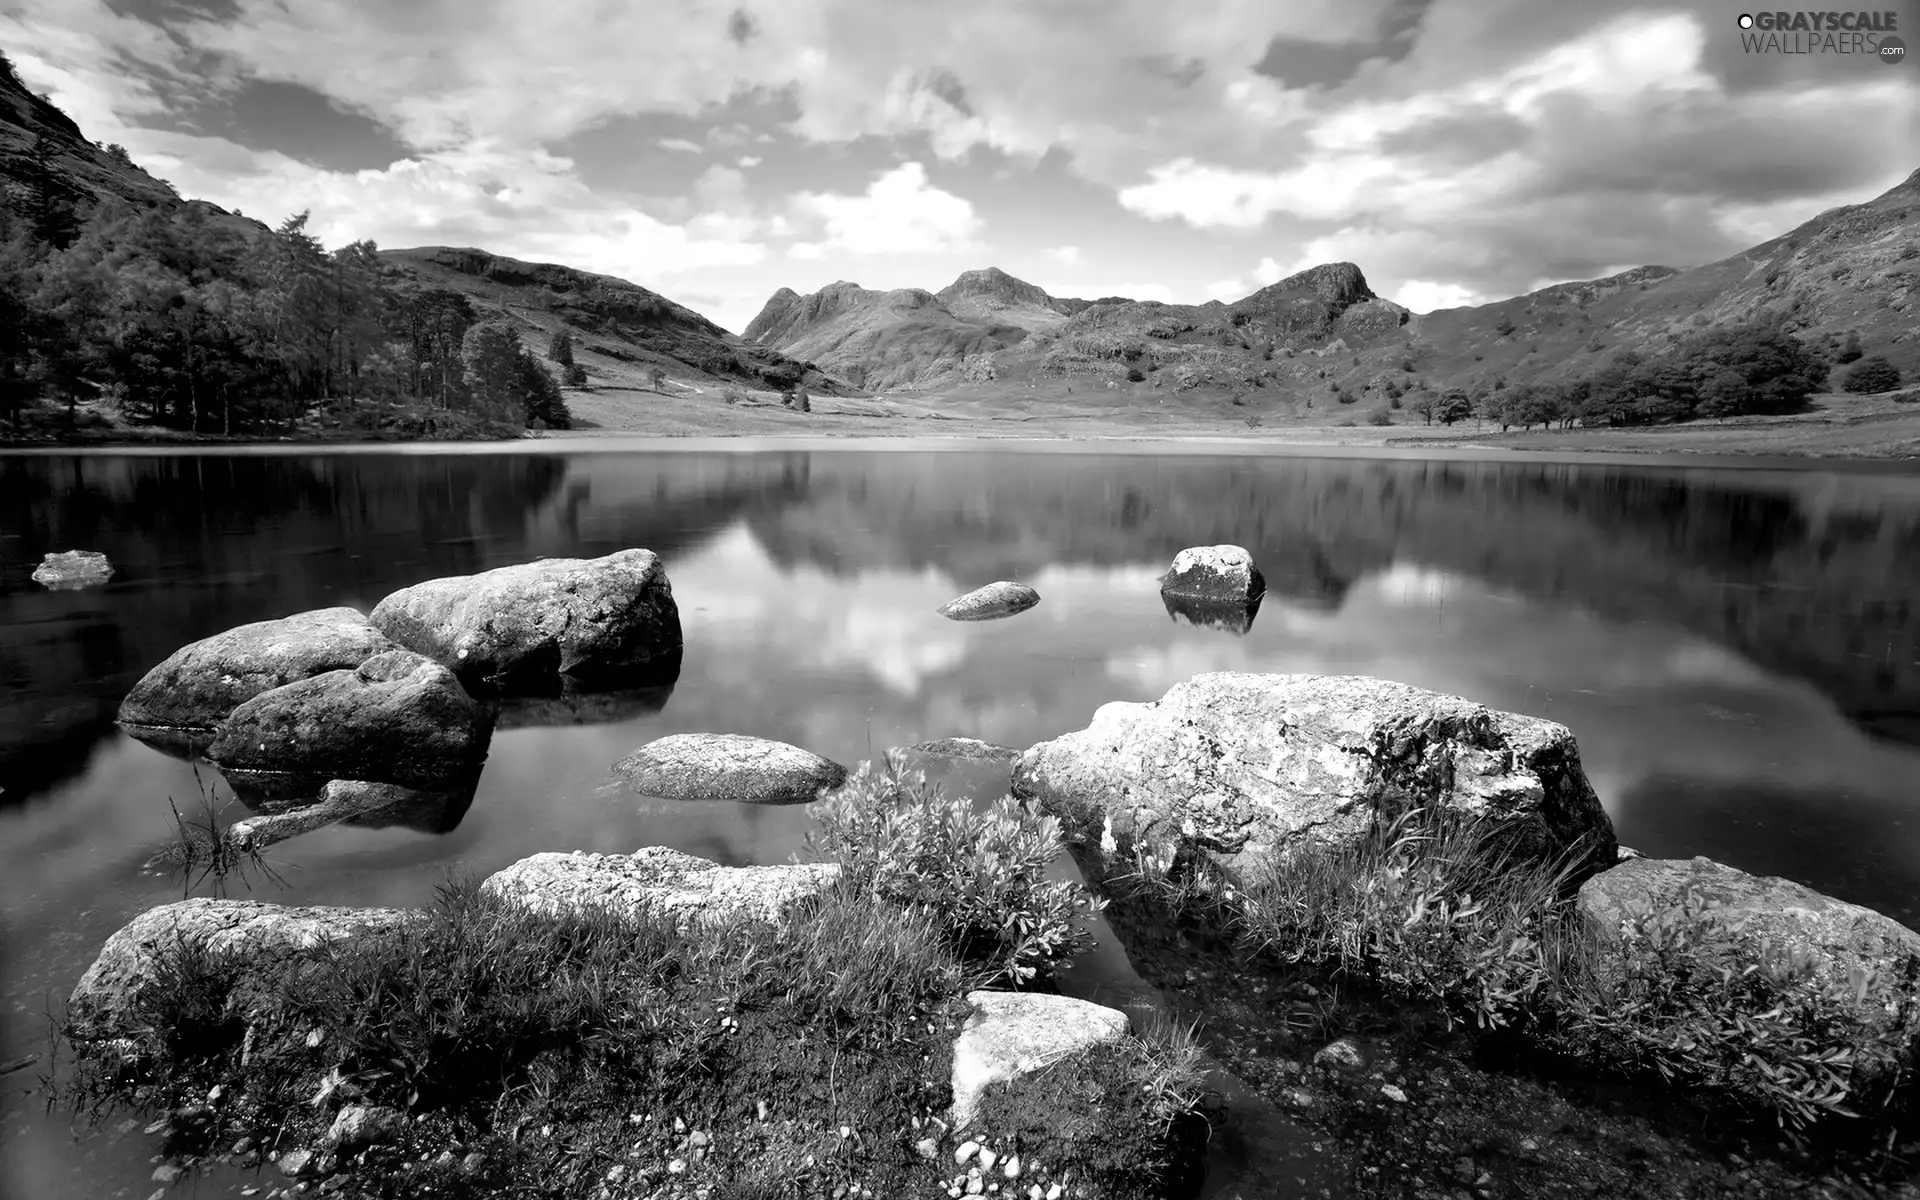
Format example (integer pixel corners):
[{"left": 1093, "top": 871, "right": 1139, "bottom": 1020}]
[
  {"left": 1408, "top": 390, "right": 1439, "bottom": 426},
  {"left": 546, "top": 327, "right": 575, "bottom": 365},
  {"left": 460, "top": 320, "right": 526, "bottom": 421},
  {"left": 1837, "top": 330, "right": 1864, "bottom": 364},
  {"left": 1842, "top": 356, "right": 1902, "bottom": 394},
  {"left": 646, "top": 365, "right": 668, "bottom": 391},
  {"left": 1439, "top": 389, "right": 1473, "bottom": 425}
]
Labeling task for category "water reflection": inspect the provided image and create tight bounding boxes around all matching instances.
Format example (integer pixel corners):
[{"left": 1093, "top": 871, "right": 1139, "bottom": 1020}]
[{"left": 3, "top": 447, "right": 1919, "bottom": 1197}]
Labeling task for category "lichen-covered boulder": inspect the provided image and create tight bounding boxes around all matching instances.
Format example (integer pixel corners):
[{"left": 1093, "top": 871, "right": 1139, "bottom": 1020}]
[
  {"left": 937, "top": 581, "right": 1040, "bottom": 621},
  {"left": 65, "top": 899, "right": 413, "bottom": 1044},
  {"left": 1159, "top": 545, "right": 1264, "bottom": 605},
  {"left": 949, "top": 991, "right": 1131, "bottom": 1130},
  {"left": 370, "top": 549, "right": 681, "bottom": 690},
  {"left": 1013, "top": 672, "right": 1616, "bottom": 882},
  {"left": 1577, "top": 856, "right": 1920, "bottom": 1080},
  {"left": 613, "top": 733, "right": 847, "bottom": 804},
  {"left": 481, "top": 847, "right": 838, "bottom": 933},
  {"left": 117, "top": 608, "right": 398, "bottom": 752},
  {"left": 207, "top": 650, "right": 494, "bottom": 794},
  {"left": 32, "top": 549, "right": 115, "bottom": 590}
]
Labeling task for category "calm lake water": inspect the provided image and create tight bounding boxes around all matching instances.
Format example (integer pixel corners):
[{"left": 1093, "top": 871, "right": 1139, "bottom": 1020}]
[{"left": 4, "top": 443, "right": 1920, "bottom": 1197}]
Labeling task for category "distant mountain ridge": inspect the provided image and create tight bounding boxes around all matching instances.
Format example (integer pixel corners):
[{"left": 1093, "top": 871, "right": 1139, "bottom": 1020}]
[{"left": 744, "top": 168, "right": 1918, "bottom": 399}]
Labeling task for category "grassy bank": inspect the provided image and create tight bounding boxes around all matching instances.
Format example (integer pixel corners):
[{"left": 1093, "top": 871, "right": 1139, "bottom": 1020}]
[
  {"left": 60, "top": 771, "right": 1209, "bottom": 1200},
  {"left": 1093, "top": 805, "right": 1920, "bottom": 1198}
]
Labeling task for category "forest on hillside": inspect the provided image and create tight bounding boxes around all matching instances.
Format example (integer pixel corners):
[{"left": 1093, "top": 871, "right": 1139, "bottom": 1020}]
[{"left": 0, "top": 130, "right": 569, "bottom": 438}]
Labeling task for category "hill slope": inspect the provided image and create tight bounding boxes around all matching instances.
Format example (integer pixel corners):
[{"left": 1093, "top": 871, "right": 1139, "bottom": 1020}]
[
  {"left": 380, "top": 246, "right": 843, "bottom": 396},
  {"left": 746, "top": 170, "right": 1918, "bottom": 404}
]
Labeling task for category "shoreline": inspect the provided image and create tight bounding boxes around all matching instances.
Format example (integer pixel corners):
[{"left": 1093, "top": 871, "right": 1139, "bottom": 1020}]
[{"left": 4, "top": 430, "right": 1917, "bottom": 473}]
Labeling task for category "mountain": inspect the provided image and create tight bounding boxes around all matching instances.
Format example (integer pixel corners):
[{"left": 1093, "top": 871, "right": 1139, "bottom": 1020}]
[
  {"left": 0, "top": 51, "right": 258, "bottom": 233},
  {"left": 379, "top": 246, "right": 843, "bottom": 395},
  {"left": 0, "top": 56, "right": 832, "bottom": 399},
  {"left": 746, "top": 169, "right": 1918, "bottom": 401}
]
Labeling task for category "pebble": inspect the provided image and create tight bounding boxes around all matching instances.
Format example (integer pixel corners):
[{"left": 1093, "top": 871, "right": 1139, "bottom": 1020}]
[
  {"left": 605, "top": 1165, "right": 626, "bottom": 1183},
  {"left": 1003, "top": 1153, "right": 1021, "bottom": 1178},
  {"left": 917, "top": 1138, "right": 940, "bottom": 1161},
  {"left": 1381, "top": 1084, "right": 1409, "bottom": 1103},
  {"left": 276, "top": 1150, "right": 313, "bottom": 1178},
  {"left": 979, "top": 1148, "right": 997, "bottom": 1172},
  {"left": 152, "top": 1164, "right": 184, "bottom": 1184},
  {"left": 668, "top": 1158, "right": 688, "bottom": 1175},
  {"left": 688, "top": 1130, "right": 711, "bottom": 1149},
  {"left": 955, "top": 1140, "right": 980, "bottom": 1165}
]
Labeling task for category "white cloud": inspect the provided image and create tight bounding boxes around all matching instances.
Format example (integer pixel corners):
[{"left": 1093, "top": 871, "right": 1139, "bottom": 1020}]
[
  {"left": 1043, "top": 245, "right": 1082, "bottom": 265},
  {"left": 1202, "top": 255, "right": 1288, "bottom": 301},
  {"left": 1392, "top": 280, "right": 1486, "bottom": 313},
  {"left": 658, "top": 137, "right": 705, "bottom": 153},
  {"left": 736, "top": 155, "right": 763, "bottom": 168},
  {"left": 787, "top": 162, "right": 982, "bottom": 258}
]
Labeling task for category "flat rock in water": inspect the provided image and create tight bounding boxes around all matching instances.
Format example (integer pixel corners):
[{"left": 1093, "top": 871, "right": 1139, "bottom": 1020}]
[
  {"left": 937, "top": 581, "right": 1040, "bottom": 621},
  {"left": 1161, "top": 590, "right": 1262, "bottom": 635},
  {"left": 1578, "top": 855, "right": 1920, "bottom": 1083},
  {"left": 1013, "top": 672, "right": 1617, "bottom": 882},
  {"left": 370, "top": 549, "right": 681, "bottom": 690},
  {"left": 884, "top": 737, "right": 1019, "bottom": 772},
  {"left": 32, "top": 550, "right": 114, "bottom": 590},
  {"left": 66, "top": 899, "right": 415, "bottom": 1044},
  {"left": 482, "top": 846, "right": 839, "bottom": 933},
  {"left": 225, "top": 779, "right": 474, "bottom": 853},
  {"left": 117, "top": 608, "right": 398, "bottom": 749},
  {"left": 207, "top": 650, "right": 494, "bottom": 794},
  {"left": 949, "top": 991, "right": 1131, "bottom": 1130},
  {"left": 1160, "top": 545, "right": 1265, "bottom": 604},
  {"left": 612, "top": 733, "right": 847, "bottom": 804}
]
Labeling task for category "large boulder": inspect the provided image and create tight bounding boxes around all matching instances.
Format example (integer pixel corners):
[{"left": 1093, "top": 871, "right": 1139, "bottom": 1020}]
[
  {"left": 207, "top": 650, "right": 494, "bottom": 795},
  {"left": 32, "top": 549, "right": 115, "bottom": 590},
  {"left": 370, "top": 549, "right": 681, "bottom": 690},
  {"left": 937, "top": 581, "right": 1040, "bottom": 621},
  {"left": 1012, "top": 673, "right": 1616, "bottom": 882},
  {"left": 66, "top": 899, "right": 413, "bottom": 1044},
  {"left": 117, "top": 608, "right": 398, "bottom": 752},
  {"left": 613, "top": 733, "right": 847, "bottom": 804},
  {"left": 1159, "top": 545, "right": 1264, "bottom": 605},
  {"left": 949, "top": 991, "right": 1132, "bottom": 1130},
  {"left": 482, "top": 847, "right": 839, "bottom": 933},
  {"left": 1577, "top": 856, "right": 1920, "bottom": 1080}
]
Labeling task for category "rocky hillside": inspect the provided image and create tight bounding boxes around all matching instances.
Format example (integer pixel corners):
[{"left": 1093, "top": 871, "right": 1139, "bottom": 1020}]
[
  {"left": 745, "top": 169, "right": 1919, "bottom": 401},
  {"left": 0, "top": 51, "right": 256, "bottom": 233},
  {"left": 380, "top": 247, "right": 843, "bottom": 395}
]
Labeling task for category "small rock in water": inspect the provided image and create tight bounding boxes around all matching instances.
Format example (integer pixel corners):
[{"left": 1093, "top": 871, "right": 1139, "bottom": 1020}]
[
  {"left": 276, "top": 1149, "right": 314, "bottom": 1177},
  {"left": 937, "top": 581, "right": 1040, "bottom": 622},
  {"left": 32, "top": 550, "right": 115, "bottom": 590},
  {"left": 151, "top": 1163, "right": 184, "bottom": 1184}
]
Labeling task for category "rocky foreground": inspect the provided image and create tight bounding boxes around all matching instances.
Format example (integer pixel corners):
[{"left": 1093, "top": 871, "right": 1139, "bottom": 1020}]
[{"left": 57, "top": 543, "right": 1920, "bottom": 1199}]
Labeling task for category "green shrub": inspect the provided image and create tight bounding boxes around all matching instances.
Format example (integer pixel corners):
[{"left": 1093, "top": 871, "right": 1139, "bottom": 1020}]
[
  {"left": 1126, "top": 367, "right": 1146, "bottom": 382},
  {"left": 1543, "top": 889, "right": 1912, "bottom": 1129},
  {"left": 1842, "top": 356, "right": 1901, "bottom": 394},
  {"left": 1365, "top": 408, "right": 1391, "bottom": 426},
  {"left": 807, "top": 765, "right": 1105, "bottom": 986}
]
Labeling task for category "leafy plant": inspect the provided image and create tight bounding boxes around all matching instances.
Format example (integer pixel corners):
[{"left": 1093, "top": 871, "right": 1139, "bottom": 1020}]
[{"left": 807, "top": 765, "right": 1105, "bottom": 986}]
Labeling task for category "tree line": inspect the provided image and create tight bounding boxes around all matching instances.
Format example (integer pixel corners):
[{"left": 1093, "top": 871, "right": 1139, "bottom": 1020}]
[
  {"left": 1400, "top": 321, "right": 1901, "bottom": 431},
  {"left": 1, "top": 136, "right": 570, "bottom": 434}
]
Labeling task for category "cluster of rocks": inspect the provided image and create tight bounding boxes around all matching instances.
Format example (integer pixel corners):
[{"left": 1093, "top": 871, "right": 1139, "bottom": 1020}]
[
  {"left": 32, "top": 549, "right": 115, "bottom": 589},
  {"left": 934, "top": 543, "right": 1267, "bottom": 634},
  {"left": 112, "top": 548, "right": 682, "bottom": 833}
]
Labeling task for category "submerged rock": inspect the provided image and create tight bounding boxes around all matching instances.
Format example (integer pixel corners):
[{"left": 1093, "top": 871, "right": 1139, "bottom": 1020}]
[
  {"left": 207, "top": 650, "right": 494, "bottom": 794},
  {"left": 493, "top": 672, "right": 679, "bottom": 731},
  {"left": 226, "top": 779, "right": 475, "bottom": 853},
  {"left": 31, "top": 549, "right": 115, "bottom": 590},
  {"left": 938, "top": 581, "right": 1040, "bottom": 621},
  {"left": 1161, "top": 590, "right": 1262, "bottom": 635},
  {"left": 66, "top": 899, "right": 414, "bottom": 1044},
  {"left": 613, "top": 733, "right": 847, "bottom": 804},
  {"left": 949, "top": 991, "right": 1131, "bottom": 1130},
  {"left": 117, "top": 608, "right": 398, "bottom": 752},
  {"left": 1577, "top": 855, "right": 1920, "bottom": 1081},
  {"left": 482, "top": 846, "right": 838, "bottom": 933},
  {"left": 1159, "top": 545, "right": 1264, "bottom": 604},
  {"left": 1012, "top": 672, "right": 1616, "bottom": 882},
  {"left": 370, "top": 548, "right": 682, "bottom": 690}
]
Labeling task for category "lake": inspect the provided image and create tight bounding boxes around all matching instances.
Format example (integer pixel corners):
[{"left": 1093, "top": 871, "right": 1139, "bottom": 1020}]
[{"left": 4, "top": 442, "right": 1919, "bottom": 1197}]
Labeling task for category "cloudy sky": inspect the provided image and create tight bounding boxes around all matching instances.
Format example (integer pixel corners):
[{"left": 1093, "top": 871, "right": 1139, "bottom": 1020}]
[{"left": 5, "top": 0, "right": 1915, "bottom": 333}]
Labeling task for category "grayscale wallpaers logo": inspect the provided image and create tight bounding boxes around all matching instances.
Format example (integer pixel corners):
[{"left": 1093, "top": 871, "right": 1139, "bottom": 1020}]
[{"left": 1736, "top": 11, "right": 1907, "bottom": 61}]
